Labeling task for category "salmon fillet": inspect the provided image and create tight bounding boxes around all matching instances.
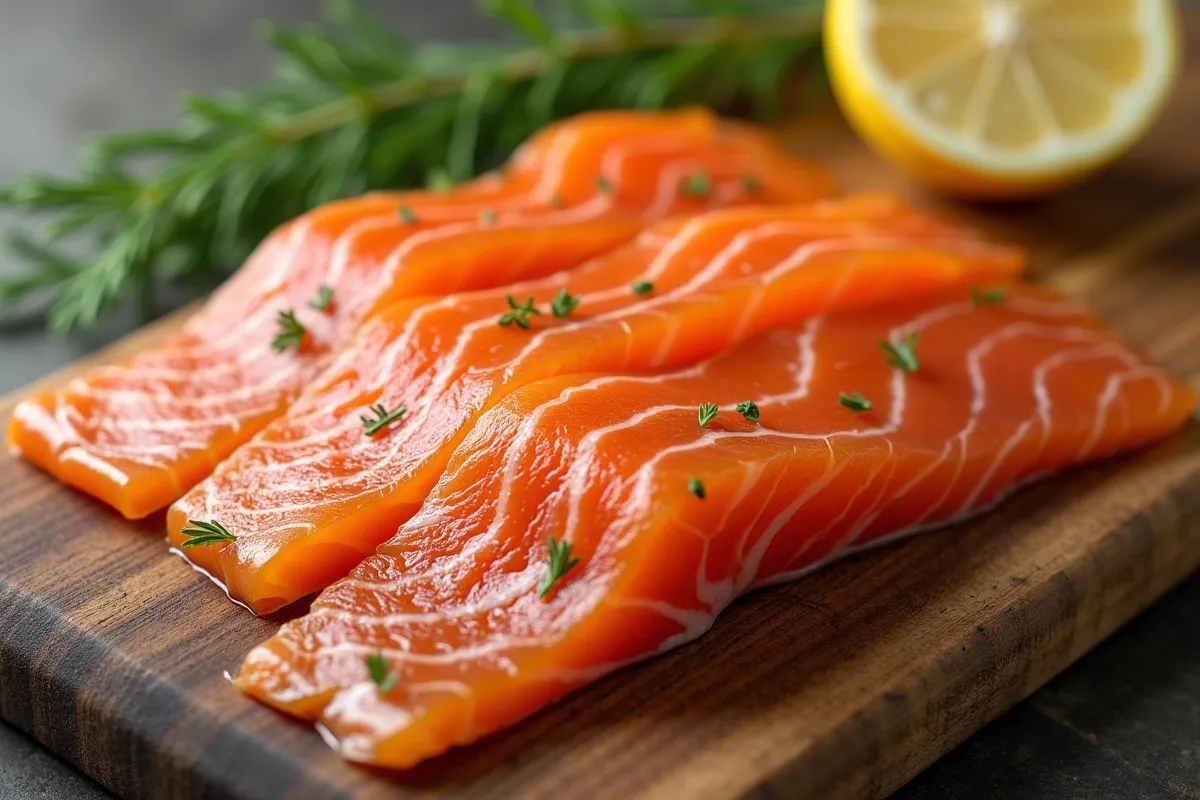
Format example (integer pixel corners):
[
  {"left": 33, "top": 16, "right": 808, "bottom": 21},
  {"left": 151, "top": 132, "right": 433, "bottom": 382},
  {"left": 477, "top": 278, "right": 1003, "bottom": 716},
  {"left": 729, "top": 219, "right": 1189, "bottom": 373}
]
[
  {"left": 169, "top": 197, "right": 1025, "bottom": 613},
  {"left": 235, "top": 283, "right": 1196, "bottom": 768},
  {"left": 8, "top": 109, "right": 833, "bottom": 519}
]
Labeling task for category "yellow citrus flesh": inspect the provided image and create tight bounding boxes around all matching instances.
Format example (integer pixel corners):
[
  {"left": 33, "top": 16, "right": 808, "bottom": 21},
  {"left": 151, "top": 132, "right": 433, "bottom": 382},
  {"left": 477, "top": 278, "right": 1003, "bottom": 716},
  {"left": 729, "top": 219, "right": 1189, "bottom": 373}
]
[{"left": 826, "top": 0, "right": 1181, "bottom": 199}]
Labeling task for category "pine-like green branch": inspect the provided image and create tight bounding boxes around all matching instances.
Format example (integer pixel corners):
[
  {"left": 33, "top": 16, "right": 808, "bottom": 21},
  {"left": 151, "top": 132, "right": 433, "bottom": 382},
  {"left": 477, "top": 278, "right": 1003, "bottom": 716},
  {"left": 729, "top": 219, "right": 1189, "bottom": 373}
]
[{"left": 0, "top": 0, "right": 825, "bottom": 333}]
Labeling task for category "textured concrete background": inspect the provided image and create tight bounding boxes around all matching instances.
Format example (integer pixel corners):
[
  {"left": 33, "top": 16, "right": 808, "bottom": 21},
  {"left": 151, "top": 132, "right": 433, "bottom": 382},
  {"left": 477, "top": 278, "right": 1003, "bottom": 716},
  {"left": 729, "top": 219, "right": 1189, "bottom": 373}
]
[{"left": 0, "top": 2, "right": 1197, "bottom": 798}]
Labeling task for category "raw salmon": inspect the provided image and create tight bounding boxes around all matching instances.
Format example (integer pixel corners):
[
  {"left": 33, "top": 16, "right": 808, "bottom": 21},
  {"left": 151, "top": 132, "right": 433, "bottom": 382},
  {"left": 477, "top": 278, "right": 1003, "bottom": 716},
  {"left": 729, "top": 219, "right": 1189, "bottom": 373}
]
[
  {"left": 169, "top": 197, "right": 1024, "bottom": 613},
  {"left": 235, "top": 283, "right": 1195, "bottom": 768},
  {"left": 8, "top": 109, "right": 833, "bottom": 519}
]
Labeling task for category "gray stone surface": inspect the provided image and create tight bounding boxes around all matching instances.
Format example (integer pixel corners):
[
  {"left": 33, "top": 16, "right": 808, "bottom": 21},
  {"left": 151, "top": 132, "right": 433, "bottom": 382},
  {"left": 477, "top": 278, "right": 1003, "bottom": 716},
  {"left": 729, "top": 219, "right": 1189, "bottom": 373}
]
[{"left": 0, "top": 2, "right": 1196, "bottom": 798}]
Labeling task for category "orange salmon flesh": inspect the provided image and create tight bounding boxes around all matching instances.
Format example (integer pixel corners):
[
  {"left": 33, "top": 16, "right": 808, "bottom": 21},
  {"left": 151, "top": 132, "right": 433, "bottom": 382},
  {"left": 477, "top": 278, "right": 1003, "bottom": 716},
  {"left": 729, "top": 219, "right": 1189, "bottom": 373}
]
[
  {"left": 169, "top": 196, "right": 1024, "bottom": 614},
  {"left": 235, "top": 283, "right": 1195, "bottom": 769},
  {"left": 8, "top": 109, "right": 832, "bottom": 519}
]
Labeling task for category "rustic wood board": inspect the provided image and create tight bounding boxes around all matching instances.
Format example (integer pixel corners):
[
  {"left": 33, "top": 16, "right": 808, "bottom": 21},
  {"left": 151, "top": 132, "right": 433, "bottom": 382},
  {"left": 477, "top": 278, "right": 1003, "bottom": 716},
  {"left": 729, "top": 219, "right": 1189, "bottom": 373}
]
[{"left": 2, "top": 19, "right": 1199, "bottom": 800}]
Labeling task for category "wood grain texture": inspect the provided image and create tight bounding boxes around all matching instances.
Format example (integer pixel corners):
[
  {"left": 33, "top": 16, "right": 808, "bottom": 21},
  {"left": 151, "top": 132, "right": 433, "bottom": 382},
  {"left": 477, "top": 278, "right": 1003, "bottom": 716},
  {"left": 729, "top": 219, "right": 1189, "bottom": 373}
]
[{"left": 1, "top": 17, "right": 1199, "bottom": 800}]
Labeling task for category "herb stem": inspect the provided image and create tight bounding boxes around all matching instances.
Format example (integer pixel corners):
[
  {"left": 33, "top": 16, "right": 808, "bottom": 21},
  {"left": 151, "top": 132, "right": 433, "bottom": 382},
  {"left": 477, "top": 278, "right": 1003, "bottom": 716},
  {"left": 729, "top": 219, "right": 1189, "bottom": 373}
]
[{"left": 265, "top": 7, "right": 826, "bottom": 150}]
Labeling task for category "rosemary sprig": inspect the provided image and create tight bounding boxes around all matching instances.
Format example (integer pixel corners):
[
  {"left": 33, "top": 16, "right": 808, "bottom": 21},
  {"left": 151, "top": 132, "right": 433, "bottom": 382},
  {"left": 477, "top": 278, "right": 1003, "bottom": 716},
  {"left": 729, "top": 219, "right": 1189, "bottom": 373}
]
[
  {"left": 880, "top": 333, "right": 920, "bottom": 373},
  {"left": 735, "top": 401, "right": 760, "bottom": 423},
  {"left": 698, "top": 402, "right": 719, "bottom": 428},
  {"left": 550, "top": 287, "right": 580, "bottom": 318},
  {"left": 365, "top": 652, "right": 399, "bottom": 693},
  {"left": 179, "top": 519, "right": 237, "bottom": 548},
  {"left": 271, "top": 309, "right": 307, "bottom": 353},
  {"left": 360, "top": 402, "right": 406, "bottom": 436},
  {"left": 0, "top": 0, "right": 825, "bottom": 333},
  {"left": 499, "top": 294, "right": 541, "bottom": 329},
  {"left": 538, "top": 535, "right": 581, "bottom": 599}
]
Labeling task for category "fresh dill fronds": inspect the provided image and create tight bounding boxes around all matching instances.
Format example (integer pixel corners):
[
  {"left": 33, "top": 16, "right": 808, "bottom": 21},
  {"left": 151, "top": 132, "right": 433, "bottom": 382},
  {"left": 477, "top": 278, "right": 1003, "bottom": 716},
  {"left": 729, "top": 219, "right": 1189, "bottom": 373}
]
[
  {"left": 631, "top": 280, "right": 654, "bottom": 296},
  {"left": 698, "top": 402, "right": 719, "bottom": 428},
  {"left": 688, "top": 477, "right": 706, "bottom": 499}
]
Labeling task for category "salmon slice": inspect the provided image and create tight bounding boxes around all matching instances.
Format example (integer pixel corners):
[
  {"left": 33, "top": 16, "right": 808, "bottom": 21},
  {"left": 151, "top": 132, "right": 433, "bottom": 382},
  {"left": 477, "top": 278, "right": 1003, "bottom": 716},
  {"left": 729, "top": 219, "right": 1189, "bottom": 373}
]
[
  {"left": 234, "top": 283, "right": 1196, "bottom": 768},
  {"left": 8, "top": 109, "right": 833, "bottom": 519},
  {"left": 169, "top": 196, "right": 1025, "bottom": 613}
]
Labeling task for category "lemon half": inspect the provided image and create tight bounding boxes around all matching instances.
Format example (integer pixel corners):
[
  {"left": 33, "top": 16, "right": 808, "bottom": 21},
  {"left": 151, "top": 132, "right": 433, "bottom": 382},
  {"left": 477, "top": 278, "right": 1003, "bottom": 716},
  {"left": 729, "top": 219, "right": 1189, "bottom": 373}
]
[{"left": 826, "top": 0, "right": 1181, "bottom": 198}]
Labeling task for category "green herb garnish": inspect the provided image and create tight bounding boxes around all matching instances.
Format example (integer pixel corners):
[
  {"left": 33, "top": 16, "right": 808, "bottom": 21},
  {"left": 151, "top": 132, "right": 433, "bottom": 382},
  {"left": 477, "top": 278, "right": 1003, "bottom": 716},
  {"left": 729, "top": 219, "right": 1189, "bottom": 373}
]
[
  {"left": 688, "top": 478, "right": 706, "bottom": 499},
  {"left": 360, "top": 403, "right": 406, "bottom": 436},
  {"left": 480, "top": 208, "right": 497, "bottom": 226},
  {"left": 838, "top": 391, "right": 873, "bottom": 413},
  {"left": 698, "top": 402, "right": 719, "bottom": 428},
  {"left": 0, "top": 2, "right": 825, "bottom": 334},
  {"left": 631, "top": 280, "right": 654, "bottom": 296},
  {"left": 365, "top": 653, "right": 399, "bottom": 693},
  {"left": 595, "top": 175, "right": 614, "bottom": 194},
  {"left": 741, "top": 174, "right": 763, "bottom": 194},
  {"left": 972, "top": 286, "right": 1007, "bottom": 307},
  {"left": 550, "top": 288, "right": 580, "bottom": 318},
  {"left": 308, "top": 286, "right": 334, "bottom": 313},
  {"left": 499, "top": 294, "right": 541, "bottom": 329},
  {"left": 271, "top": 309, "right": 307, "bottom": 353},
  {"left": 538, "top": 536, "right": 581, "bottom": 599},
  {"left": 398, "top": 204, "right": 419, "bottom": 224},
  {"left": 735, "top": 401, "right": 760, "bottom": 423},
  {"left": 179, "top": 519, "right": 236, "bottom": 548},
  {"left": 880, "top": 333, "right": 920, "bottom": 373},
  {"left": 681, "top": 170, "right": 713, "bottom": 198}
]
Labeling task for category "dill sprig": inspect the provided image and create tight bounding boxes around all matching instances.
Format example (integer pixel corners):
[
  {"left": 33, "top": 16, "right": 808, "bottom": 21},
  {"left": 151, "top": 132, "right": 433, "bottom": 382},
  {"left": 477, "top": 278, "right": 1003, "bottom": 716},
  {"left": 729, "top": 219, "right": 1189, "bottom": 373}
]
[
  {"left": 698, "top": 402, "right": 720, "bottom": 428},
  {"left": 0, "top": 0, "right": 825, "bottom": 334}
]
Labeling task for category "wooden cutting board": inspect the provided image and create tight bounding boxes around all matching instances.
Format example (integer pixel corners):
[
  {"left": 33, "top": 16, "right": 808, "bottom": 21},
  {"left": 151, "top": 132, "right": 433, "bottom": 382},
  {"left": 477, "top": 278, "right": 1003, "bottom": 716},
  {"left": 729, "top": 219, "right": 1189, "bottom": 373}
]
[{"left": 2, "top": 19, "right": 1199, "bottom": 800}]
